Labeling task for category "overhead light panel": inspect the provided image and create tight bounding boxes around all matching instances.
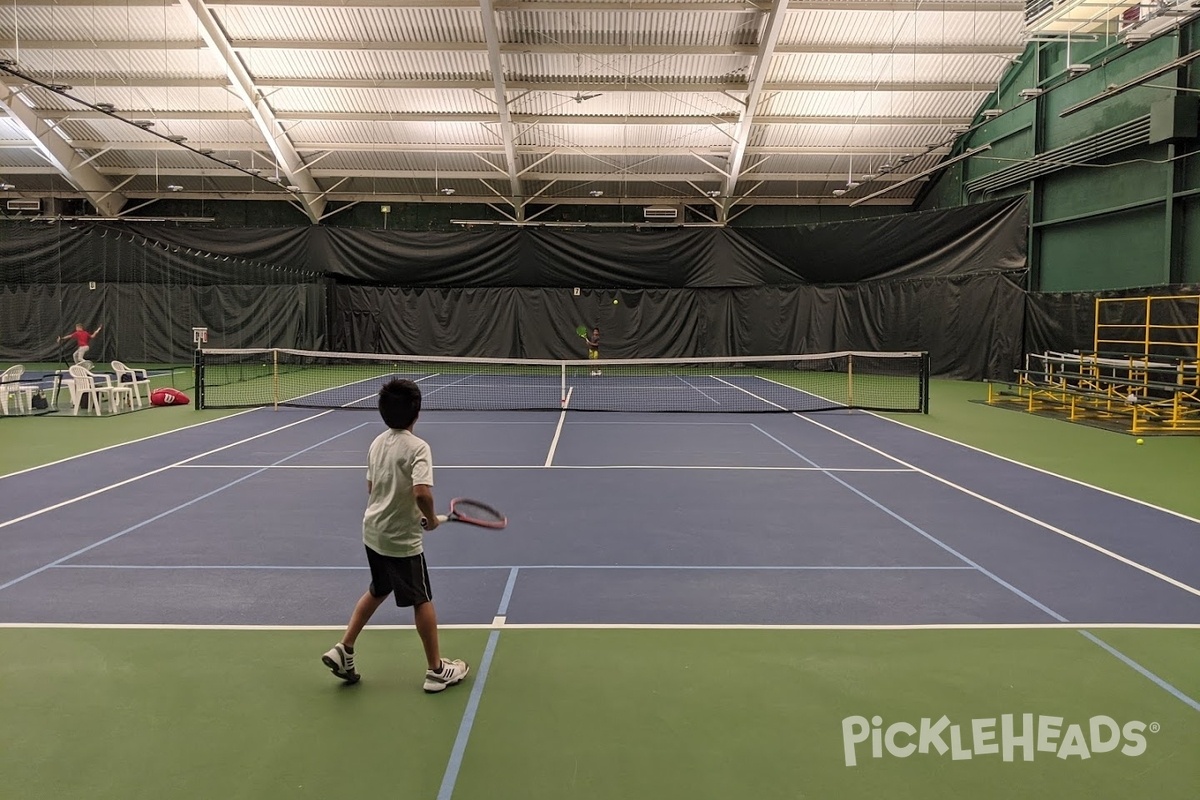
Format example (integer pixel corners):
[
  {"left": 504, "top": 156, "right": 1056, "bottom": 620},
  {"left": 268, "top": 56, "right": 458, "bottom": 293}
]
[
  {"left": 167, "top": 184, "right": 183, "bottom": 192},
  {"left": 166, "top": 135, "right": 187, "bottom": 143},
  {"left": 132, "top": 120, "right": 155, "bottom": 129},
  {"left": 832, "top": 188, "right": 847, "bottom": 196},
  {"left": 982, "top": 109, "right": 1003, "bottom": 119},
  {"left": 1019, "top": 88, "right": 1044, "bottom": 99},
  {"left": 95, "top": 102, "right": 115, "bottom": 113},
  {"left": 1068, "top": 63, "right": 1091, "bottom": 74},
  {"left": 705, "top": 190, "right": 721, "bottom": 197},
  {"left": 0, "top": 182, "right": 15, "bottom": 191},
  {"left": 440, "top": 187, "right": 456, "bottom": 195},
  {"left": 589, "top": 190, "right": 604, "bottom": 197}
]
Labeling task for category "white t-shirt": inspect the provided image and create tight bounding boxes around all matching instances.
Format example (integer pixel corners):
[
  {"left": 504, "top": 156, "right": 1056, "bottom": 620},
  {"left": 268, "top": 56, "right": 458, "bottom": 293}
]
[{"left": 362, "top": 428, "right": 434, "bottom": 557}]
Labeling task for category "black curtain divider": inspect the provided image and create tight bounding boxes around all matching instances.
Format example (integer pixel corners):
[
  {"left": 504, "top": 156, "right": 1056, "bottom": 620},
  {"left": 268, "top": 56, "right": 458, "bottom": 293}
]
[
  {"left": 0, "top": 283, "right": 326, "bottom": 364},
  {"left": 2, "top": 198, "right": 1030, "bottom": 379},
  {"left": 314, "top": 198, "right": 1026, "bottom": 287},
  {"left": 330, "top": 272, "right": 1026, "bottom": 379},
  {"left": 1025, "top": 285, "right": 1200, "bottom": 359}
]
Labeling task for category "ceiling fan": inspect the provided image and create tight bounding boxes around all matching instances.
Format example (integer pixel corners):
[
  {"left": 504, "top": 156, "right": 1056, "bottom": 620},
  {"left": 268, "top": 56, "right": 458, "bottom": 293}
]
[{"left": 552, "top": 91, "right": 603, "bottom": 104}]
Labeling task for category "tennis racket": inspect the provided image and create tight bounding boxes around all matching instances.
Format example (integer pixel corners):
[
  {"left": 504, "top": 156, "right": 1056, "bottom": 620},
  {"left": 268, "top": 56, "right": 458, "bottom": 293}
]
[
  {"left": 575, "top": 325, "right": 588, "bottom": 339},
  {"left": 421, "top": 497, "right": 508, "bottom": 530}
]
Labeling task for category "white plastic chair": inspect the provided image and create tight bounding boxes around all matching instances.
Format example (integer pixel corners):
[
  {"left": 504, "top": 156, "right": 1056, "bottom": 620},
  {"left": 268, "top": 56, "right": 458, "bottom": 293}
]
[
  {"left": 67, "top": 365, "right": 134, "bottom": 415},
  {"left": 111, "top": 360, "right": 151, "bottom": 408},
  {"left": 1, "top": 365, "right": 36, "bottom": 415}
]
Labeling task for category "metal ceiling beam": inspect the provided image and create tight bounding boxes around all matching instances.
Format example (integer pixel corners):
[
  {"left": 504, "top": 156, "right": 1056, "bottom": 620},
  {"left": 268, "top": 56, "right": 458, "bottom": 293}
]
[
  {"left": 43, "top": 109, "right": 969, "bottom": 125},
  {"left": 477, "top": 0, "right": 524, "bottom": 217},
  {"left": 43, "top": 166, "right": 918, "bottom": 182},
  {"left": 56, "top": 139, "right": 952, "bottom": 156},
  {"left": 11, "top": 0, "right": 1024, "bottom": 9},
  {"left": 175, "top": 0, "right": 324, "bottom": 222},
  {"left": 16, "top": 187, "right": 916, "bottom": 206},
  {"left": 258, "top": 78, "right": 991, "bottom": 93},
  {"left": 721, "top": 0, "right": 788, "bottom": 222},
  {"left": 0, "top": 84, "right": 125, "bottom": 215},
  {"left": 1, "top": 38, "right": 1024, "bottom": 58},
  {"left": 238, "top": 41, "right": 1022, "bottom": 57},
  {"left": 15, "top": 74, "right": 992, "bottom": 93}
]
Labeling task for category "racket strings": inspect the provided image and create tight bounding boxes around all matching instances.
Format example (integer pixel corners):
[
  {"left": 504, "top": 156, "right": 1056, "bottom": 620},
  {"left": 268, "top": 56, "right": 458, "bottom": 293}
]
[{"left": 451, "top": 499, "right": 506, "bottom": 525}]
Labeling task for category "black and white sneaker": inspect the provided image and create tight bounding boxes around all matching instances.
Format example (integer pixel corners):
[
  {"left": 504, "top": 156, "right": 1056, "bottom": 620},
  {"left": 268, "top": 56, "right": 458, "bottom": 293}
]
[
  {"left": 423, "top": 658, "right": 469, "bottom": 693},
  {"left": 322, "top": 643, "right": 360, "bottom": 684}
]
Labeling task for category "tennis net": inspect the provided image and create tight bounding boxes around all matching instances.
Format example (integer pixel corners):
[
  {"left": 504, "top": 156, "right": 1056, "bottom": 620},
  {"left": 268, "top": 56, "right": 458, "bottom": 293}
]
[{"left": 194, "top": 348, "right": 930, "bottom": 413}]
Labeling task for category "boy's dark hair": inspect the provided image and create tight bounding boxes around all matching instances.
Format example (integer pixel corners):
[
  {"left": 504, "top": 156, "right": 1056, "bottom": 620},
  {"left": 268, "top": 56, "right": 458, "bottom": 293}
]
[{"left": 378, "top": 378, "right": 422, "bottom": 429}]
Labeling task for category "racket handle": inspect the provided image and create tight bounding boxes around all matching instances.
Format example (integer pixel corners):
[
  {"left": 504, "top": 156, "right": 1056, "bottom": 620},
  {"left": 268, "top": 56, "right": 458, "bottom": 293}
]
[{"left": 420, "top": 514, "right": 451, "bottom": 529}]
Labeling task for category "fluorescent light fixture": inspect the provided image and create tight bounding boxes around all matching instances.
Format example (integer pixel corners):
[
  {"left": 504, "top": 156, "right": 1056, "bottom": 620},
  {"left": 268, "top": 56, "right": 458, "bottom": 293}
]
[
  {"left": 589, "top": 189, "right": 604, "bottom": 196},
  {"left": 440, "top": 187, "right": 456, "bottom": 195},
  {"left": 166, "top": 184, "right": 183, "bottom": 191}
]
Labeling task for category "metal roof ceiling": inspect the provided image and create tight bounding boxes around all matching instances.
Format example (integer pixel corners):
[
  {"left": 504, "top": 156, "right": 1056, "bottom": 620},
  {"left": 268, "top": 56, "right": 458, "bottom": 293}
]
[{"left": 0, "top": 0, "right": 1035, "bottom": 223}]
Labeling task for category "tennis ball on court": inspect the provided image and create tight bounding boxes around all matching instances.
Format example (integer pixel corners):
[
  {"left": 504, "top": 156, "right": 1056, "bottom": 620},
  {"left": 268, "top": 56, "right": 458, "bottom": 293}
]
[{"left": 1136, "top": 438, "right": 1144, "bottom": 445}]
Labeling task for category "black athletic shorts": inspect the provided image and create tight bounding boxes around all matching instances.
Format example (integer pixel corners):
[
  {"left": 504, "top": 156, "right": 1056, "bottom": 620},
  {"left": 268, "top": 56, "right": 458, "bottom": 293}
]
[{"left": 365, "top": 546, "right": 433, "bottom": 607}]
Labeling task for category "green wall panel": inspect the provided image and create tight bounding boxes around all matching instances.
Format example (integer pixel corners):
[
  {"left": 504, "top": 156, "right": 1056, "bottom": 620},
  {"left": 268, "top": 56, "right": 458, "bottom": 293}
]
[
  {"left": 1038, "top": 205, "right": 1168, "bottom": 291},
  {"left": 1039, "top": 144, "right": 1171, "bottom": 221},
  {"left": 1042, "top": 36, "right": 1178, "bottom": 151}
]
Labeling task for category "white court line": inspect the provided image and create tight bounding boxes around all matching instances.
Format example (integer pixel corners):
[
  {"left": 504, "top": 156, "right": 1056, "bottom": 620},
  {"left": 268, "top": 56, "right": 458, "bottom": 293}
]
[
  {"left": 721, "top": 378, "right": 1200, "bottom": 599},
  {"left": 676, "top": 373, "right": 720, "bottom": 405},
  {"left": 711, "top": 374, "right": 788, "bottom": 410},
  {"left": 1, "top": 622, "right": 1197, "bottom": 631},
  {"left": 0, "top": 410, "right": 334, "bottom": 531},
  {"left": 544, "top": 386, "right": 573, "bottom": 467},
  {"left": 0, "top": 407, "right": 255, "bottom": 481},
  {"left": 795, "top": 412, "right": 1200, "bottom": 598},
  {"left": 171, "top": 464, "right": 916, "bottom": 472},
  {"left": 865, "top": 407, "right": 1200, "bottom": 526}
]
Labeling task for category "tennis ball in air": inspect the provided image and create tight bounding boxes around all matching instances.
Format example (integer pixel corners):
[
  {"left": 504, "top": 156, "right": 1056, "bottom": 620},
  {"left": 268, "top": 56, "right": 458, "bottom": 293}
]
[
  {"left": 1136, "top": 438, "right": 1144, "bottom": 445},
  {"left": 613, "top": 299, "right": 619, "bottom": 305}
]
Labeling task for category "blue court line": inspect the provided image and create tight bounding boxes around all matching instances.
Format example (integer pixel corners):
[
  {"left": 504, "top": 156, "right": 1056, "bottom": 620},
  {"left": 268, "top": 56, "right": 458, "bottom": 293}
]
[
  {"left": 750, "top": 423, "right": 1200, "bottom": 713},
  {"left": 437, "top": 567, "right": 518, "bottom": 800},
  {"left": 1079, "top": 630, "right": 1200, "bottom": 711},
  {"left": 48, "top": 563, "right": 977, "bottom": 572},
  {"left": 0, "top": 422, "right": 374, "bottom": 594}
]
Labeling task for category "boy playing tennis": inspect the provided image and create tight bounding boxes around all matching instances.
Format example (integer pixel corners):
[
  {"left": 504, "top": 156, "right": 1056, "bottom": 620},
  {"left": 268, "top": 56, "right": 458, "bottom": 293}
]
[
  {"left": 322, "top": 378, "right": 470, "bottom": 693},
  {"left": 587, "top": 326, "right": 601, "bottom": 376},
  {"left": 57, "top": 322, "right": 102, "bottom": 366}
]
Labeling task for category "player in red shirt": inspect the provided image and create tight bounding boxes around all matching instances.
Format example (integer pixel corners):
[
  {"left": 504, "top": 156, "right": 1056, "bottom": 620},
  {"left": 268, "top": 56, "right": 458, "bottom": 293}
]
[{"left": 57, "top": 323, "right": 103, "bottom": 366}]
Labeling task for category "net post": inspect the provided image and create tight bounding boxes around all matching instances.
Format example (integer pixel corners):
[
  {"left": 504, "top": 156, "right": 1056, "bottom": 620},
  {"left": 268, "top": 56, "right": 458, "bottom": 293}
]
[
  {"left": 920, "top": 351, "right": 931, "bottom": 414},
  {"left": 560, "top": 362, "right": 567, "bottom": 407},
  {"left": 193, "top": 348, "right": 203, "bottom": 410},
  {"left": 847, "top": 354, "right": 854, "bottom": 407},
  {"left": 272, "top": 349, "right": 279, "bottom": 411}
]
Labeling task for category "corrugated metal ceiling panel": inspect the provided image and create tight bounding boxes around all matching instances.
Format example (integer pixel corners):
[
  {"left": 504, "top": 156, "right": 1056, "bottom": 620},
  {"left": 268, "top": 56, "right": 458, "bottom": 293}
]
[
  {"left": 505, "top": 52, "right": 752, "bottom": 82},
  {"left": 755, "top": 90, "right": 988, "bottom": 117},
  {"left": 499, "top": 10, "right": 761, "bottom": 47},
  {"left": 242, "top": 48, "right": 490, "bottom": 81},
  {"left": 510, "top": 90, "right": 740, "bottom": 118},
  {"left": 0, "top": 5, "right": 198, "bottom": 41},
  {"left": 518, "top": 123, "right": 733, "bottom": 149},
  {"left": 767, "top": 52, "right": 1006, "bottom": 84},
  {"left": 780, "top": 9, "right": 1024, "bottom": 48},
  {"left": 0, "top": 48, "right": 223, "bottom": 82},
  {"left": 284, "top": 120, "right": 498, "bottom": 147},
  {"left": 215, "top": 5, "right": 483, "bottom": 43},
  {"left": 270, "top": 87, "right": 497, "bottom": 115}
]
